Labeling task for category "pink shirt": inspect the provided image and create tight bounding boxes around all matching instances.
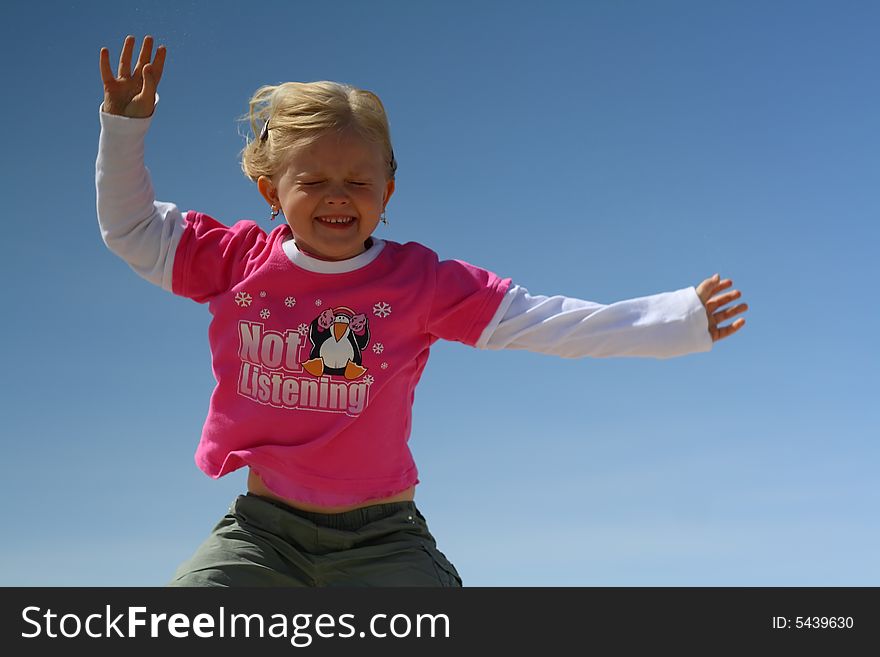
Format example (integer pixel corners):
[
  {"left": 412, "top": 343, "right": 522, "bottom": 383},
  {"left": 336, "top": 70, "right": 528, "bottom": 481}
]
[{"left": 172, "top": 211, "right": 511, "bottom": 506}]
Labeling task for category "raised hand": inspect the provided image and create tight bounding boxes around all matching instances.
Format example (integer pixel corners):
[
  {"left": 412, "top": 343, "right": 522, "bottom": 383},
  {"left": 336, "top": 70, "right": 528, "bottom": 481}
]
[
  {"left": 696, "top": 274, "right": 748, "bottom": 342},
  {"left": 99, "top": 35, "right": 166, "bottom": 118}
]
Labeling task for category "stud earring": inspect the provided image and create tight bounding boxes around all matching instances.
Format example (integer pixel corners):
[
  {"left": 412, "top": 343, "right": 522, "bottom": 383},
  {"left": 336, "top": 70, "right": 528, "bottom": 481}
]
[{"left": 270, "top": 205, "right": 280, "bottom": 221}]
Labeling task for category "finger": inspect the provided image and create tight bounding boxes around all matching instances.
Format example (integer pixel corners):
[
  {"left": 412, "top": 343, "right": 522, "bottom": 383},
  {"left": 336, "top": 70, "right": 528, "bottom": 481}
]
[
  {"left": 133, "top": 35, "right": 153, "bottom": 78},
  {"left": 712, "top": 318, "right": 745, "bottom": 342},
  {"left": 712, "top": 302, "right": 748, "bottom": 324},
  {"left": 697, "top": 273, "right": 728, "bottom": 305},
  {"left": 150, "top": 45, "right": 167, "bottom": 86},
  {"left": 705, "top": 281, "right": 736, "bottom": 311},
  {"left": 708, "top": 278, "right": 733, "bottom": 298},
  {"left": 705, "top": 288, "right": 741, "bottom": 313},
  {"left": 99, "top": 47, "right": 115, "bottom": 86},
  {"left": 715, "top": 278, "right": 734, "bottom": 293},
  {"left": 696, "top": 273, "right": 720, "bottom": 300},
  {"left": 118, "top": 34, "right": 135, "bottom": 78}
]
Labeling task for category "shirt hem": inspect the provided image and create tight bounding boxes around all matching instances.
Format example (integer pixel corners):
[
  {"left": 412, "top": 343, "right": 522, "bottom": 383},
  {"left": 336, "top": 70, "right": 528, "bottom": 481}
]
[{"left": 199, "top": 453, "right": 420, "bottom": 507}]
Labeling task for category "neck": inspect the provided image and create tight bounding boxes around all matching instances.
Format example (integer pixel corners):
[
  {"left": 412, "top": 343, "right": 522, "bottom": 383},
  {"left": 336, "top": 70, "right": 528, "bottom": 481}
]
[{"left": 295, "top": 238, "right": 374, "bottom": 261}]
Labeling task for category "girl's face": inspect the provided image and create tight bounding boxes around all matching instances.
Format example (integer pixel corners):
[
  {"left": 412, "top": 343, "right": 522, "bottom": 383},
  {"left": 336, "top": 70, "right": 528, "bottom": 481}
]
[{"left": 259, "top": 128, "right": 395, "bottom": 261}]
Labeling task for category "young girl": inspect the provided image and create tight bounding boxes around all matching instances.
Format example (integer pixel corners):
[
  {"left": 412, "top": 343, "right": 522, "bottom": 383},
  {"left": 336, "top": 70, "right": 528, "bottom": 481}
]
[{"left": 97, "top": 36, "right": 747, "bottom": 587}]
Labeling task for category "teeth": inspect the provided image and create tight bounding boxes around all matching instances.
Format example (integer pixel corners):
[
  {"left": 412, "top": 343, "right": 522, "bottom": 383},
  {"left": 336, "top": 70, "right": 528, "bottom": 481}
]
[{"left": 318, "top": 216, "right": 355, "bottom": 224}]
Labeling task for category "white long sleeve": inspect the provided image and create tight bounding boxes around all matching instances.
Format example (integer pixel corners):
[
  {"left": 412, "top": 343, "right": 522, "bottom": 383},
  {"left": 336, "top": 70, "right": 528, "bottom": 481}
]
[
  {"left": 95, "top": 108, "right": 711, "bottom": 359},
  {"left": 475, "top": 284, "right": 712, "bottom": 359},
  {"left": 95, "top": 106, "right": 186, "bottom": 292}
]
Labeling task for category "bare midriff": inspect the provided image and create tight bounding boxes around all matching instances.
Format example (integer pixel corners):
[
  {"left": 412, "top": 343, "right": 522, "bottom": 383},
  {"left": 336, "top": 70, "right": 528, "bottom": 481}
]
[{"left": 247, "top": 467, "right": 415, "bottom": 514}]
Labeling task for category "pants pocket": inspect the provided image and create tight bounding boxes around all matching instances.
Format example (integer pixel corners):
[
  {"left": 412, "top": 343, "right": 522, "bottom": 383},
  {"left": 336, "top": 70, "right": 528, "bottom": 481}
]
[{"left": 420, "top": 544, "right": 463, "bottom": 587}]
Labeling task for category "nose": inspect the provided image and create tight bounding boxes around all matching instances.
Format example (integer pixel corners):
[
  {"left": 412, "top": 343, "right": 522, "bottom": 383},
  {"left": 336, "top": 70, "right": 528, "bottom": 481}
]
[{"left": 324, "top": 183, "right": 349, "bottom": 205}]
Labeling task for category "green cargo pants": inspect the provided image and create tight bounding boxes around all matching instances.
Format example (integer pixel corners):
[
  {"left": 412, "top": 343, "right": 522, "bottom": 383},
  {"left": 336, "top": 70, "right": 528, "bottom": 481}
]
[{"left": 168, "top": 493, "right": 462, "bottom": 587}]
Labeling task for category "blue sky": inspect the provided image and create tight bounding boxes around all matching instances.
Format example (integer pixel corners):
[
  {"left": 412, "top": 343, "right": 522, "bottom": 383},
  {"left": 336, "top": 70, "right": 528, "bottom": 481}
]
[{"left": 1, "top": 0, "right": 877, "bottom": 586}]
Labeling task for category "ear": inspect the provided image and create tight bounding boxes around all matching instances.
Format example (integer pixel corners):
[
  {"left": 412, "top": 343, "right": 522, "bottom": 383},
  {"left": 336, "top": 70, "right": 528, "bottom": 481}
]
[
  {"left": 383, "top": 178, "right": 396, "bottom": 207},
  {"left": 257, "top": 176, "right": 279, "bottom": 207}
]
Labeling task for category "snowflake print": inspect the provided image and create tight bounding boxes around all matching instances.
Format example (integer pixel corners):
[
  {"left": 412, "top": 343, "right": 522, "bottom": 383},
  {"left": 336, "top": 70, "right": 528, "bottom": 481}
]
[
  {"left": 364, "top": 375, "right": 375, "bottom": 386},
  {"left": 285, "top": 297, "right": 297, "bottom": 308},
  {"left": 297, "top": 323, "right": 309, "bottom": 336},
  {"left": 260, "top": 309, "right": 271, "bottom": 319},
  {"left": 260, "top": 291, "right": 267, "bottom": 298},
  {"left": 373, "top": 302, "right": 392, "bottom": 318},
  {"left": 381, "top": 362, "right": 389, "bottom": 370},
  {"left": 315, "top": 299, "right": 323, "bottom": 307},
  {"left": 372, "top": 343, "right": 384, "bottom": 355},
  {"left": 234, "top": 291, "right": 253, "bottom": 308}
]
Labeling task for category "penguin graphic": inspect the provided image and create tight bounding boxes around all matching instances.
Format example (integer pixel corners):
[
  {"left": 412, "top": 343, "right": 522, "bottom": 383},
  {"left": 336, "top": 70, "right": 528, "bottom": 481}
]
[{"left": 301, "top": 306, "right": 370, "bottom": 380}]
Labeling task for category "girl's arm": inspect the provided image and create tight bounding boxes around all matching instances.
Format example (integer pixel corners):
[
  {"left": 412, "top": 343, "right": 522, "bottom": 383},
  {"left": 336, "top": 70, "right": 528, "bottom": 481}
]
[
  {"left": 96, "top": 35, "right": 184, "bottom": 291},
  {"left": 476, "top": 284, "right": 716, "bottom": 359}
]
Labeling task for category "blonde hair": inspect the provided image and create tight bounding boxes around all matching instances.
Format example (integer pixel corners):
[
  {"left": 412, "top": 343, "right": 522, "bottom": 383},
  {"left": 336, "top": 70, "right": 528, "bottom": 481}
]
[{"left": 240, "top": 81, "right": 397, "bottom": 182}]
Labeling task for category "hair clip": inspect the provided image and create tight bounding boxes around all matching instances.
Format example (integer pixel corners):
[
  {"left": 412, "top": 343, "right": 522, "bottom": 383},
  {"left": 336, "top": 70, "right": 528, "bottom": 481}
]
[{"left": 260, "top": 118, "right": 270, "bottom": 142}]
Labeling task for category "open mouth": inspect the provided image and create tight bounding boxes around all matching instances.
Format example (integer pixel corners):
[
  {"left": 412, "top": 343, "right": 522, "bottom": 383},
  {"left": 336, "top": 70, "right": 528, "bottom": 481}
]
[{"left": 315, "top": 215, "right": 356, "bottom": 226}]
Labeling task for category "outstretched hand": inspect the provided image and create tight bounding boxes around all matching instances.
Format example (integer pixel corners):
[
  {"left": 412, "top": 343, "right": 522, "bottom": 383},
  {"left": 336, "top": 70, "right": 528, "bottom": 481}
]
[
  {"left": 99, "top": 35, "right": 166, "bottom": 118},
  {"left": 696, "top": 274, "right": 748, "bottom": 342}
]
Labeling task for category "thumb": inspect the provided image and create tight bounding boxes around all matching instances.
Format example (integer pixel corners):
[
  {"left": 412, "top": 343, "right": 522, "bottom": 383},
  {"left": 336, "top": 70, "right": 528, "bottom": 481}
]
[
  {"left": 142, "top": 63, "right": 156, "bottom": 96},
  {"left": 137, "top": 64, "right": 159, "bottom": 116},
  {"left": 696, "top": 273, "right": 718, "bottom": 304}
]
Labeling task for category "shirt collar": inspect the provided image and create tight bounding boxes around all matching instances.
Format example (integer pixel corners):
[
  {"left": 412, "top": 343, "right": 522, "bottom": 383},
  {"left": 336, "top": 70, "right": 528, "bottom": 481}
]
[{"left": 281, "top": 234, "right": 386, "bottom": 273}]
